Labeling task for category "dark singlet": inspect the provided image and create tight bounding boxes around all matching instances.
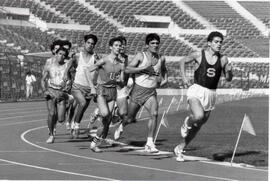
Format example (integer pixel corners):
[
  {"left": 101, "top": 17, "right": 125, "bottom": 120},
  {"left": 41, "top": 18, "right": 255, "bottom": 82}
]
[{"left": 194, "top": 50, "right": 222, "bottom": 89}]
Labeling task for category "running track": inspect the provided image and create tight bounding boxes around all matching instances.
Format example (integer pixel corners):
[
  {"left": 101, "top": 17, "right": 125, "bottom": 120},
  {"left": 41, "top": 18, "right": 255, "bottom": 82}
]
[{"left": 0, "top": 101, "right": 267, "bottom": 180}]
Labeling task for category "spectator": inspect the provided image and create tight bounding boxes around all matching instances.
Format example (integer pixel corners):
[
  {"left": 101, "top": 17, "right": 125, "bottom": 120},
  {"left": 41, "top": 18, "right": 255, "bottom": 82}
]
[{"left": 25, "top": 71, "right": 36, "bottom": 100}]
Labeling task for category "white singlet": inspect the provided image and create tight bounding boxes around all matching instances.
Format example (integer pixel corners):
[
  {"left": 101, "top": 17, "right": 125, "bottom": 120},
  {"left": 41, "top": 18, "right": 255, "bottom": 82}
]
[
  {"left": 135, "top": 52, "right": 162, "bottom": 88},
  {"left": 73, "top": 52, "right": 96, "bottom": 86},
  {"left": 48, "top": 63, "right": 68, "bottom": 89}
]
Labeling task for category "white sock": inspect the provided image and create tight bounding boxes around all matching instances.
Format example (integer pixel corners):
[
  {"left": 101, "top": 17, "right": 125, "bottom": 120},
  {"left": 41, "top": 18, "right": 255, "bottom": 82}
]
[{"left": 146, "top": 137, "right": 154, "bottom": 146}]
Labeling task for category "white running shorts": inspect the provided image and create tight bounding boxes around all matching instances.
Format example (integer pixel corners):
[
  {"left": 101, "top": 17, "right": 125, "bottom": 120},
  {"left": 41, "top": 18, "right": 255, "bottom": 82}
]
[{"left": 187, "top": 84, "right": 217, "bottom": 111}]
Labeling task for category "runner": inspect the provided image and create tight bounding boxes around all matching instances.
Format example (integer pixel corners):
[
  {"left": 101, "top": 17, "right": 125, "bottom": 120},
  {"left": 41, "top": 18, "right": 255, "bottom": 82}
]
[
  {"left": 41, "top": 47, "right": 69, "bottom": 143},
  {"left": 65, "top": 34, "right": 99, "bottom": 138},
  {"left": 174, "top": 31, "right": 233, "bottom": 161},
  {"left": 114, "top": 33, "right": 168, "bottom": 153},
  {"left": 88, "top": 37, "right": 126, "bottom": 152}
]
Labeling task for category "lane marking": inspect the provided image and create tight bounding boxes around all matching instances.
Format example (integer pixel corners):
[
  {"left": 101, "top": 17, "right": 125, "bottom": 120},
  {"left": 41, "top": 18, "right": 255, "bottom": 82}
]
[
  {"left": 201, "top": 161, "right": 268, "bottom": 172},
  {"left": 0, "top": 150, "right": 49, "bottom": 153},
  {"left": 0, "top": 114, "right": 46, "bottom": 121},
  {"left": 0, "top": 158, "right": 119, "bottom": 181},
  {"left": 21, "top": 126, "right": 240, "bottom": 181},
  {"left": 0, "top": 119, "right": 45, "bottom": 127}
]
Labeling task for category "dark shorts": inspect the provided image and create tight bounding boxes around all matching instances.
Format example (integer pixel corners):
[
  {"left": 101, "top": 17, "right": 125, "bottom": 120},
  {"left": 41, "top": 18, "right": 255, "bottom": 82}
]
[
  {"left": 46, "top": 87, "right": 69, "bottom": 103},
  {"left": 130, "top": 84, "right": 156, "bottom": 106},
  {"left": 71, "top": 83, "right": 92, "bottom": 99},
  {"left": 96, "top": 85, "right": 117, "bottom": 102}
]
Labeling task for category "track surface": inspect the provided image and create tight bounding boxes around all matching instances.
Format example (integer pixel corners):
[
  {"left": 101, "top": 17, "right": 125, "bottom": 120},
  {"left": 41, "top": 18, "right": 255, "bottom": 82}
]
[{"left": 0, "top": 101, "right": 267, "bottom": 180}]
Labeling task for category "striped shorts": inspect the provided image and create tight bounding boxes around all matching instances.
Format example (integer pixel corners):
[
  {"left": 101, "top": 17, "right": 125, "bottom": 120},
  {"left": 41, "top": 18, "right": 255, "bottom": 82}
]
[
  {"left": 130, "top": 84, "right": 156, "bottom": 106},
  {"left": 96, "top": 85, "right": 117, "bottom": 102}
]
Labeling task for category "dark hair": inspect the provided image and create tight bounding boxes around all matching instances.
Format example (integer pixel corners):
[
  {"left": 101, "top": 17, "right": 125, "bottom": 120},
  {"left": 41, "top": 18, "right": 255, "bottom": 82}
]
[
  {"left": 55, "top": 46, "right": 69, "bottom": 58},
  {"left": 26, "top": 71, "right": 31, "bottom": 75},
  {"left": 117, "top": 35, "right": 127, "bottom": 45},
  {"left": 62, "top": 40, "right": 72, "bottom": 49},
  {"left": 50, "top": 39, "right": 63, "bottom": 53},
  {"left": 207, "top": 31, "right": 224, "bottom": 42},
  {"left": 145, "top": 33, "right": 160, "bottom": 45},
  {"left": 84, "top": 34, "right": 98, "bottom": 45},
  {"left": 109, "top": 37, "right": 122, "bottom": 47}
]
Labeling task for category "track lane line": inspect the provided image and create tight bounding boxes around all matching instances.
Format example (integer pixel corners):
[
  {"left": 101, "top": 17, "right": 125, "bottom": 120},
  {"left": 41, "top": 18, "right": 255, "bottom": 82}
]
[
  {"left": 21, "top": 126, "right": 240, "bottom": 181},
  {"left": 0, "top": 158, "right": 119, "bottom": 181}
]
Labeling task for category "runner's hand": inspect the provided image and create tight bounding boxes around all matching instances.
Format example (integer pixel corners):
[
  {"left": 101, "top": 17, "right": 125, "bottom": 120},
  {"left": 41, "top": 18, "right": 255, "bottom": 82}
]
[
  {"left": 182, "top": 77, "right": 191, "bottom": 88},
  {"left": 225, "top": 62, "right": 233, "bottom": 72}
]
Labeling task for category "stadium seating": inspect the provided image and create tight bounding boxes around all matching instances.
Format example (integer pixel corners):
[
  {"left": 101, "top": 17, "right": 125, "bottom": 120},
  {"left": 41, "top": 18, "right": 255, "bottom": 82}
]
[
  {"left": 86, "top": 0, "right": 205, "bottom": 29},
  {"left": 1, "top": 0, "right": 67, "bottom": 23},
  {"left": 183, "top": 1, "right": 263, "bottom": 38},
  {"left": 238, "top": 1, "right": 270, "bottom": 28},
  {"left": 181, "top": 34, "right": 259, "bottom": 57}
]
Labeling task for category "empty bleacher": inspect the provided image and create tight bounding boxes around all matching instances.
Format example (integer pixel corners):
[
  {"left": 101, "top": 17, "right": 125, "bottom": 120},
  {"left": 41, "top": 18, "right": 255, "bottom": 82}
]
[
  {"left": 238, "top": 1, "right": 270, "bottom": 28},
  {"left": 87, "top": 0, "right": 205, "bottom": 29},
  {"left": 182, "top": 34, "right": 259, "bottom": 57},
  {"left": 183, "top": 1, "right": 263, "bottom": 38}
]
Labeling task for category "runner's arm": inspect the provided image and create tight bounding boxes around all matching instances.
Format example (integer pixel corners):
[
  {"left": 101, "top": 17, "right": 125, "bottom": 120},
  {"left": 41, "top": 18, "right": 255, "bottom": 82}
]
[
  {"left": 179, "top": 51, "right": 200, "bottom": 87},
  {"left": 41, "top": 66, "right": 49, "bottom": 92},
  {"left": 222, "top": 56, "right": 233, "bottom": 81},
  {"left": 159, "top": 56, "right": 168, "bottom": 87},
  {"left": 88, "top": 58, "right": 105, "bottom": 72},
  {"left": 124, "top": 53, "right": 151, "bottom": 74}
]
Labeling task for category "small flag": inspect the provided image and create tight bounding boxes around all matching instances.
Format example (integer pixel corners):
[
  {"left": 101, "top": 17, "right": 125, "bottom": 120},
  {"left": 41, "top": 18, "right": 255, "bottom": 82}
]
[
  {"left": 159, "top": 97, "right": 163, "bottom": 106},
  {"left": 166, "top": 96, "right": 177, "bottom": 113},
  {"left": 161, "top": 114, "right": 169, "bottom": 128},
  {"left": 242, "top": 114, "right": 256, "bottom": 136}
]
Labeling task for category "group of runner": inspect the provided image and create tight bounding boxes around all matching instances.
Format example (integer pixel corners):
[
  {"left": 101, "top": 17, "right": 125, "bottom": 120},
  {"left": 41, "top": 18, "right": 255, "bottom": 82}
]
[{"left": 41, "top": 31, "right": 233, "bottom": 161}]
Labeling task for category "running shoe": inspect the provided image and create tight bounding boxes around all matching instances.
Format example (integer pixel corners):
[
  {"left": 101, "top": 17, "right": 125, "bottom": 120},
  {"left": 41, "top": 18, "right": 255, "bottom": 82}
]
[
  {"left": 46, "top": 135, "right": 55, "bottom": 144},
  {"left": 144, "top": 144, "right": 159, "bottom": 153},
  {"left": 174, "top": 144, "right": 185, "bottom": 162},
  {"left": 181, "top": 116, "right": 191, "bottom": 138},
  {"left": 66, "top": 122, "right": 71, "bottom": 130},
  {"left": 90, "top": 138, "right": 102, "bottom": 153},
  {"left": 114, "top": 123, "right": 123, "bottom": 140}
]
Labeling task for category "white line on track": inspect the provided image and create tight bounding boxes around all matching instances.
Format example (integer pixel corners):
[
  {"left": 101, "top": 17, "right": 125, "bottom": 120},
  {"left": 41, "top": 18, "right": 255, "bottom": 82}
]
[
  {"left": 0, "top": 150, "right": 49, "bottom": 153},
  {"left": 21, "top": 126, "right": 240, "bottom": 181},
  {"left": 0, "top": 114, "right": 46, "bottom": 121},
  {"left": 0, "top": 119, "right": 45, "bottom": 127},
  {"left": 0, "top": 107, "right": 46, "bottom": 114},
  {"left": 0, "top": 158, "right": 119, "bottom": 181},
  {"left": 200, "top": 161, "right": 268, "bottom": 172}
]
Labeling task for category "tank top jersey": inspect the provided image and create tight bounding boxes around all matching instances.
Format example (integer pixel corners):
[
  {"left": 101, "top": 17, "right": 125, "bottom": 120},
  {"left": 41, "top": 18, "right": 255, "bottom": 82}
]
[
  {"left": 194, "top": 50, "right": 222, "bottom": 89},
  {"left": 48, "top": 62, "right": 68, "bottom": 90},
  {"left": 97, "top": 58, "right": 123, "bottom": 87},
  {"left": 135, "top": 52, "right": 162, "bottom": 88},
  {"left": 73, "top": 52, "right": 97, "bottom": 86}
]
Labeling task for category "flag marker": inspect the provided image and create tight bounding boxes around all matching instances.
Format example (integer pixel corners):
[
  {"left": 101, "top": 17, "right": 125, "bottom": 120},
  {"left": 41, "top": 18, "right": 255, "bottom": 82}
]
[
  {"left": 154, "top": 110, "right": 167, "bottom": 143},
  {"left": 231, "top": 114, "right": 256, "bottom": 165}
]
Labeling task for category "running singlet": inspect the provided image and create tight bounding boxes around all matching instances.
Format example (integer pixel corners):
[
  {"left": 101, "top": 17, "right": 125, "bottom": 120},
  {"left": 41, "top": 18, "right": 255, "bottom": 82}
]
[
  {"left": 97, "top": 58, "right": 123, "bottom": 87},
  {"left": 48, "top": 63, "right": 68, "bottom": 90},
  {"left": 194, "top": 50, "right": 222, "bottom": 89},
  {"left": 135, "top": 52, "right": 162, "bottom": 88},
  {"left": 73, "top": 52, "right": 96, "bottom": 86}
]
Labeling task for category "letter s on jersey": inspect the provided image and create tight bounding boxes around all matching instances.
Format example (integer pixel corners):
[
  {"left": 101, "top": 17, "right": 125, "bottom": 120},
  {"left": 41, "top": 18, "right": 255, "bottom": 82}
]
[{"left": 207, "top": 68, "right": 216, "bottom": 77}]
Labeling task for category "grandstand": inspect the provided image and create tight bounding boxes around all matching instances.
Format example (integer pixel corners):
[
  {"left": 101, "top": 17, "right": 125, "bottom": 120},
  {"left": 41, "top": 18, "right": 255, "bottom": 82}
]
[{"left": 0, "top": 0, "right": 268, "bottom": 101}]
